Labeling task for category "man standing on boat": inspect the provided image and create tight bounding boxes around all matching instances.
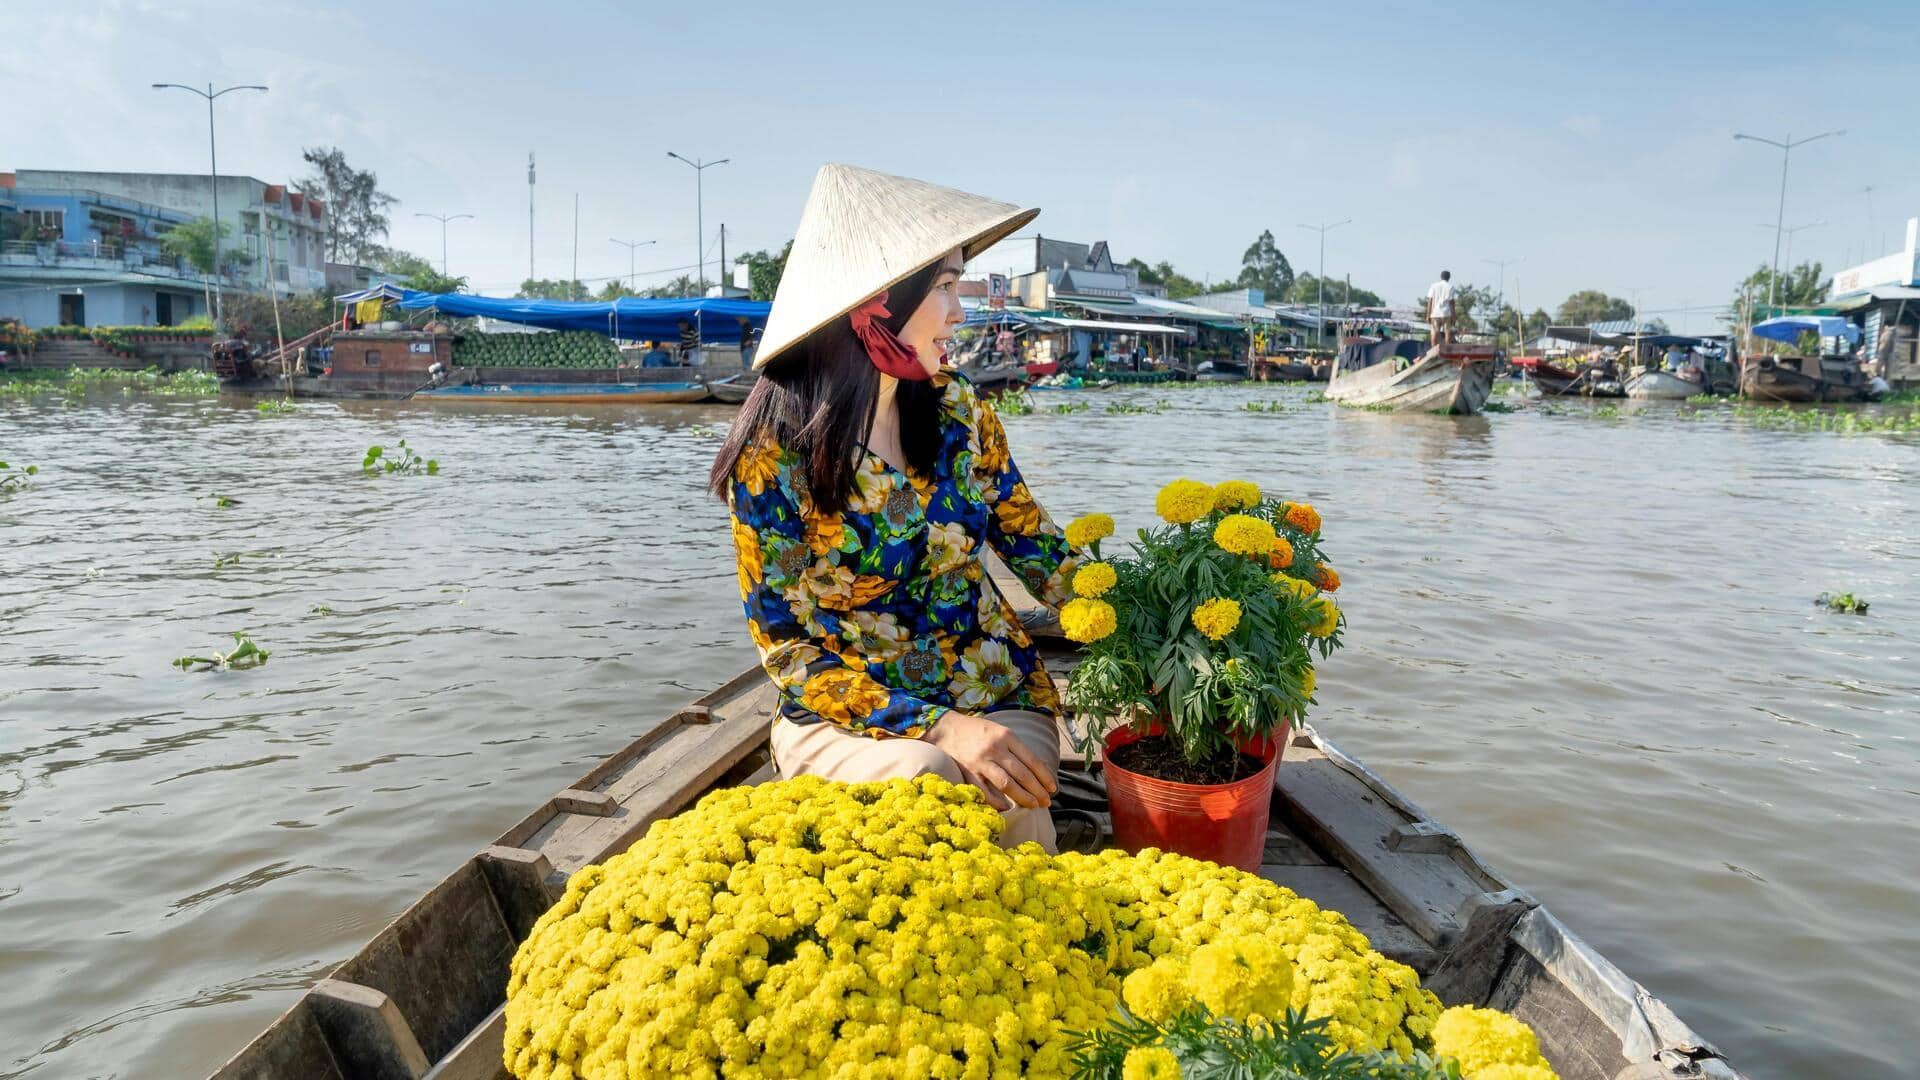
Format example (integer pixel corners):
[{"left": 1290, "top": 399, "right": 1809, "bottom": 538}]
[{"left": 1426, "top": 270, "right": 1455, "bottom": 347}]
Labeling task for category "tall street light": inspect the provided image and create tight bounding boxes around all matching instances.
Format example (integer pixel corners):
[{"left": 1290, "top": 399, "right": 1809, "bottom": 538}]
[
  {"left": 610, "top": 237, "right": 658, "bottom": 294},
  {"left": 1296, "top": 218, "right": 1350, "bottom": 347},
  {"left": 1734, "top": 128, "right": 1844, "bottom": 313},
  {"left": 1482, "top": 255, "right": 1523, "bottom": 318},
  {"left": 666, "top": 152, "right": 728, "bottom": 298},
  {"left": 152, "top": 81, "right": 268, "bottom": 329},
  {"left": 414, "top": 212, "right": 474, "bottom": 277}
]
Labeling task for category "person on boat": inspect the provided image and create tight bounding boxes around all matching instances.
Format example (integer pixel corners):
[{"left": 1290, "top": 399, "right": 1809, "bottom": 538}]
[
  {"left": 710, "top": 164, "right": 1085, "bottom": 853},
  {"left": 1426, "top": 270, "right": 1455, "bottom": 347},
  {"left": 1664, "top": 343, "right": 1689, "bottom": 372},
  {"left": 640, "top": 341, "right": 673, "bottom": 367}
]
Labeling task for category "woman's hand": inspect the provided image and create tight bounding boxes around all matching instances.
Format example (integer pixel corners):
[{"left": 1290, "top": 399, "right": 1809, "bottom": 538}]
[{"left": 924, "top": 712, "right": 1055, "bottom": 811}]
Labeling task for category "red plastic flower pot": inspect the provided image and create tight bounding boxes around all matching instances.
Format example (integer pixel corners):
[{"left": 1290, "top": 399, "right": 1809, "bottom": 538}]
[{"left": 1102, "top": 721, "right": 1286, "bottom": 872}]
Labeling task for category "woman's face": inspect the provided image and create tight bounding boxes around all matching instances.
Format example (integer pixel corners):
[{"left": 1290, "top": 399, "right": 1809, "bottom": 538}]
[{"left": 896, "top": 248, "right": 967, "bottom": 377}]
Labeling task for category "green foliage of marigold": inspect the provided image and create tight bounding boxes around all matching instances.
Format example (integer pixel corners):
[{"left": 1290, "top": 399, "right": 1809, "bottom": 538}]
[{"left": 504, "top": 778, "right": 1556, "bottom": 1080}]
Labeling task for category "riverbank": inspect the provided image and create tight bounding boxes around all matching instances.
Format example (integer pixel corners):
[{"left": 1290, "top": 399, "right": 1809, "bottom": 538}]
[{"left": 1, "top": 384, "right": 1916, "bottom": 1078}]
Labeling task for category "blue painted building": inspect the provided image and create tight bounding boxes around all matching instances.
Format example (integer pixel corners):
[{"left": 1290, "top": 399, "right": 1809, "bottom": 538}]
[{"left": 0, "top": 169, "right": 329, "bottom": 329}]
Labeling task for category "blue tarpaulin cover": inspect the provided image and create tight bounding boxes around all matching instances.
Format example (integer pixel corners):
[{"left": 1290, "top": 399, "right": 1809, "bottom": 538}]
[
  {"left": 1750, "top": 315, "right": 1861, "bottom": 345},
  {"left": 392, "top": 290, "right": 770, "bottom": 343}
]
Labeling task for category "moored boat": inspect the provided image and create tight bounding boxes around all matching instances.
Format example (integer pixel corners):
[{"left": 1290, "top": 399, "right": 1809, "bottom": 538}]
[
  {"left": 705, "top": 372, "right": 756, "bottom": 404},
  {"left": 415, "top": 381, "right": 713, "bottom": 404},
  {"left": 209, "top": 595, "right": 1743, "bottom": 1080},
  {"left": 1325, "top": 340, "right": 1498, "bottom": 414},
  {"left": 1511, "top": 356, "right": 1625, "bottom": 398},
  {"left": 1624, "top": 366, "right": 1705, "bottom": 400},
  {"left": 1739, "top": 354, "right": 1879, "bottom": 403}
]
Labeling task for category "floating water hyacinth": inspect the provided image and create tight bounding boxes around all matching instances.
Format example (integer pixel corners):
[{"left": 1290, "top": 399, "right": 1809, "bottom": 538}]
[
  {"left": 0, "top": 461, "right": 38, "bottom": 493},
  {"left": 173, "top": 631, "right": 270, "bottom": 672},
  {"left": 362, "top": 439, "right": 439, "bottom": 476}
]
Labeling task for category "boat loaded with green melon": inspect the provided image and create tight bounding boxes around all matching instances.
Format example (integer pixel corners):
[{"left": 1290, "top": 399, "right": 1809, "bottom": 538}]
[{"left": 210, "top": 566, "right": 1743, "bottom": 1080}]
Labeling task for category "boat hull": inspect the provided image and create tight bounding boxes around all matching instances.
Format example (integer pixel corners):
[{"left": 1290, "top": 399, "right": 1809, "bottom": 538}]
[
  {"left": 210, "top": 581, "right": 1747, "bottom": 1080},
  {"left": 1326, "top": 345, "right": 1497, "bottom": 414},
  {"left": 416, "top": 382, "right": 713, "bottom": 404},
  {"left": 1740, "top": 357, "right": 1875, "bottom": 403},
  {"left": 1624, "top": 368, "right": 1703, "bottom": 400}
]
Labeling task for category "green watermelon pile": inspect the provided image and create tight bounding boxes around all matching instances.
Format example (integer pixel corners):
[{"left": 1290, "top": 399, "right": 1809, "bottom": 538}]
[{"left": 451, "top": 331, "right": 621, "bottom": 368}]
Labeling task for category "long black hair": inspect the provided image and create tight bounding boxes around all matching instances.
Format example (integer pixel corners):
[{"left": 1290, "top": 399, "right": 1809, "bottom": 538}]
[{"left": 709, "top": 259, "right": 946, "bottom": 515}]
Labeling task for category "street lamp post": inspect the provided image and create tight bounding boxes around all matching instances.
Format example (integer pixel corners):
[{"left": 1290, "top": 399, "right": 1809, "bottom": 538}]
[
  {"left": 151, "top": 81, "right": 267, "bottom": 329},
  {"left": 610, "top": 238, "right": 658, "bottom": 294},
  {"left": 1296, "top": 218, "right": 1350, "bottom": 347},
  {"left": 414, "top": 212, "right": 474, "bottom": 277},
  {"left": 1753, "top": 221, "right": 1824, "bottom": 284},
  {"left": 1482, "top": 255, "right": 1523, "bottom": 322},
  {"left": 666, "top": 152, "right": 728, "bottom": 298},
  {"left": 1733, "top": 129, "right": 1844, "bottom": 313}
]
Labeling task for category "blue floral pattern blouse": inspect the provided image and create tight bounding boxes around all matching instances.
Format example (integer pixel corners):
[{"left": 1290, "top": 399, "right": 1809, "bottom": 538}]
[{"left": 727, "top": 373, "right": 1081, "bottom": 738}]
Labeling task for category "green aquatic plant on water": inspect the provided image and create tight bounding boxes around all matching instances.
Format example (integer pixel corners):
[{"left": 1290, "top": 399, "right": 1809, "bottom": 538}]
[
  {"left": 308, "top": 603, "right": 333, "bottom": 616},
  {"left": 986, "top": 391, "right": 1035, "bottom": 416},
  {"left": 173, "top": 631, "right": 271, "bottom": 671},
  {"left": 203, "top": 492, "right": 236, "bottom": 508},
  {"left": 363, "top": 439, "right": 439, "bottom": 476},
  {"left": 1, "top": 366, "right": 218, "bottom": 396},
  {"left": 1481, "top": 401, "right": 1520, "bottom": 413},
  {"left": 0, "top": 461, "right": 38, "bottom": 493},
  {"left": 255, "top": 398, "right": 298, "bottom": 414},
  {"left": 1054, "top": 401, "right": 1090, "bottom": 415},
  {"left": 1303, "top": 390, "right": 1330, "bottom": 404},
  {"left": 1591, "top": 405, "right": 1622, "bottom": 419},
  {"left": 1816, "top": 592, "right": 1869, "bottom": 615},
  {"left": 1725, "top": 404, "right": 1920, "bottom": 435},
  {"left": 1242, "top": 400, "right": 1291, "bottom": 413}
]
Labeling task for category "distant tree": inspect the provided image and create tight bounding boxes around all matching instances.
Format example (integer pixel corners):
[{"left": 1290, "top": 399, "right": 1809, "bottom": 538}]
[
  {"left": 516, "top": 278, "right": 590, "bottom": 301},
  {"left": 1127, "top": 259, "right": 1205, "bottom": 299},
  {"left": 378, "top": 250, "right": 466, "bottom": 294},
  {"left": 735, "top": 240, "right": 793, "bottom": 301},
  {"left": 1554, "top": 290, "right": 1634, "bottom": 326},
  {"left": 596, "top": 280, "right": 641, "bottom": 301},
  {"left": 1449, "top": 284, "right": 1498, "bottom": 331},
  {"left": 1283, "top": 274, "right": 1382, "bottom": 309},
  {"left": 159, "top": 217, "right": 228, "bottom": 275},
  {"left": 644, "top": 275, "right": 698, "bottom": 299},
  {"left": 1235, "top": 230, "right": 1295, "bottom": 299},
  {"left": 1735, "top": 260, "right": 1828, "bottom": 319},
  {"left": 301, "top": 146, "right": 396, "bottom": 265}
]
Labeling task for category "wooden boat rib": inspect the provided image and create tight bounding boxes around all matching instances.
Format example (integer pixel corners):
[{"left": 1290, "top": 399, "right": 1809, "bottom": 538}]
[
  {"left": 1326, "top": 344, "right": 1498, "bottom": 415},
  {"left": 211, "top": 586, "right": 1744, "bottom": 1080}
]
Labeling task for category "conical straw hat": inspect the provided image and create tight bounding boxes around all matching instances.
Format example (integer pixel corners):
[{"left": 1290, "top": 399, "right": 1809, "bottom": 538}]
[{"left": 753, "top": 164, "right": 1038, "bottom": 370}]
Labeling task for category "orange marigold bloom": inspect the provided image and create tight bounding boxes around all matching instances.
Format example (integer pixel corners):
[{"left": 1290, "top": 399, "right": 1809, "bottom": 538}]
[
  {"left": 1283, "top": 501, "right": 1322, "bottom": 534},
  {"left": 1267, "top": 536, "right": 1296, "bottom": 570},
  {"left": 1314, "top": 562, "right": 1341, "bottom": 592}
]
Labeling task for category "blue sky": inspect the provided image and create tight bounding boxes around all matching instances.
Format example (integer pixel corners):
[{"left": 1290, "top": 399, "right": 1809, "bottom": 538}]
[{"left": 7, "top": 1, "right": 1917, "bottom": 333}]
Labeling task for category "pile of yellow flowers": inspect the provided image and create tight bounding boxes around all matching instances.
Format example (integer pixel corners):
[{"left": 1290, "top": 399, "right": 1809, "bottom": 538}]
[{"left": 504, "top": 776, "right": 1555, "bottom": 1080}]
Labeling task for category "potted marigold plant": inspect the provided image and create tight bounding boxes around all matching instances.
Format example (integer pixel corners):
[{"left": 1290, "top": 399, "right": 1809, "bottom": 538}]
[{"left": 1060, "top": 478, "right": 1343, "bottom": 870}]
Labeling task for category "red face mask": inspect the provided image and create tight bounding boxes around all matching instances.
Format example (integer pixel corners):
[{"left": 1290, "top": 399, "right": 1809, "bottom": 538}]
[{"left": 849, "top": 291, "right": 931, "bottom": 381}]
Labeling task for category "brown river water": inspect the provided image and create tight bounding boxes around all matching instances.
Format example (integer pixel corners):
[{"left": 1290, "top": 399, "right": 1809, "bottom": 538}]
[{"left": 2, "top": 383, "right": 1915, "bottom": 1078}]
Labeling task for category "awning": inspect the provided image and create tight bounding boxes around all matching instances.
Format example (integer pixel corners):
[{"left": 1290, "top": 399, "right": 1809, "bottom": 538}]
[
  {"left": 392, "top": 290, "right": 769, "bottom": 343},
  {"left": 334, "top": 283, "right": 407, "bottom": 304},
  {"left": 1750, "top": 315, "right": 1861, "bottom": 345},
  {"left": 1038, "top": 316, "right": 1189, "bottom": 335}
]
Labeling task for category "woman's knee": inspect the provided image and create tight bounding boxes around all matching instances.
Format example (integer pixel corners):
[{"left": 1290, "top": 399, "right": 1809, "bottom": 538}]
[{"left": 887, "top": 738, "right": 965, "bottom": 783}]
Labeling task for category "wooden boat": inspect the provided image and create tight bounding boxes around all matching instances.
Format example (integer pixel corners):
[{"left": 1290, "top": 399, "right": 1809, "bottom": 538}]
[
  {"left": 1739, "top": 355, "right": 1879, "bottom": 403},
  {"left": 705, "top": 372, "right": 756, "bottom": 404},
  {"left": 415, "top": 381, "right": 713, "bottom": 404},
  {"left": 1623, "top": 367, "right": 1705, "bottom": 400},
  {"left": 211, "top": 594, "right": 1745, "bottom": 1080},
  {"left": 1511, "top": 357, "right": 1625, "bottom": 398},
  {"left": 1326, "top": 342, "right": 1498, "bottom": 414}
]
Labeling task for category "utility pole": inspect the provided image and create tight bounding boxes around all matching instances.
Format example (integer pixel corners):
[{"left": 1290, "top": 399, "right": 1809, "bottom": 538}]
[
  {"left": 527, "top": 153, "right": 536, "bottom": 286},
  {"left": 610, "top": 237, "right": 657, "bottom": 294},
  {"left": 1754, "top": 221, "right": 1824, "bottom": 285},
  {"left": 151, "top": 81, "right": 267, "bottom": 329},
  {"left": 718, "top": 224, "right": 728, "bottom": 292},
  {"left": 1733, "top": 128, "right": 1844, "bottom": 314},
  {"left": 1296, "top": 219, "right": 1350, "bottom": 347},
  {"left": 1482, "top": 256, "right": 1522, "bottom": 318},
  {"left": 667, "top": 152, "right": 729, "bottom": 298},
  {"left": 413, "top": 212, "right": 473, "bottom": 277},
  {"left": 571, "top": 193, "right": 579, "bottom": 298}
]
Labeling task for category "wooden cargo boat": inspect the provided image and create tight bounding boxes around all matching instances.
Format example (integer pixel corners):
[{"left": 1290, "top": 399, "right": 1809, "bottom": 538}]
[
  {"left": 1326, "top": 342, "right": 1498, "bottom": 414},
  {"left": 211, "top": 599, "right": 1742, "bottom": 1080},
  {"left": 1624, "top": 367, "right": 1705, "bottom": 400},
  {"left": 1512, "top": 357, "right": 1625, "bottom": 398},
  {"left": 705, "top": 372, "right": 756, "bottom": 404},
  {"left": 1739, "top": 355, "right": 1879, "bottom": 403}
]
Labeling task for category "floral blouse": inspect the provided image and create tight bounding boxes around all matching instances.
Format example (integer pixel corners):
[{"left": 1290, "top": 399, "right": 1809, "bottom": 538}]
[{"left": 727, "top": 372, "right": 1081, "bottom": 738}]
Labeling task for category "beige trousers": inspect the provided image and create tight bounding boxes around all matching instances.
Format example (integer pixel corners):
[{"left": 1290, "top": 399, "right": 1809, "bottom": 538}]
[{"left": 772, "top": 709, "right": 1060, "bottom": 854}]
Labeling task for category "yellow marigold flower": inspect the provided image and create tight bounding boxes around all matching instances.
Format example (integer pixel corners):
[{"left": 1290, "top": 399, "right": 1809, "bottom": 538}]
[
  {"left": 1191, "top": 597, "right": 1241, "bottom": 640},
  {"left": 1072, "top": 561, "right": 1118, "bottom": 599},
  {"left": 1271, "top": 573, "right": 1316, "bottom": 600},
  {"left": 1301, "top": 665, "right": 1316, "bottom": 700},
  {"left": 1122, "top": 1045, "right": 1183, "bottom": 1080},
  {"left": 1064, "top": 512, "right": 1115, "bottom": 549},
  {"left": 1211, "top": 514, "right": 1276, "bottom": 559},
  {"left": 1473, "top": 1067, "right": 1559, "bottom": 1080},
  {"left": 1313, "top": 562, "right": 1341, "bottom": 592},
  {"left": 1121, "top": 959, "right": 1186, "bottom": 1023},
  {"left": 1211, "top": 479, "right": 1260, "bottom": 511},
  {"left": 1432, "top": 1005, "right": 1553, "bottom": 1076},
  {"left": 1283, "top": 501, "right": 1322, "bottom": 534},
  {"left": 1267, "top": 536, "right": 1295, "bottom": 570},
  {"left": 1186, "top": 936, "right": 1293, "bottom": 1020},
  {"left": 1155, "top": 479, "right": 1214, "bottom": 525},
  {"left": 1060, "top": 597, "right": 1118, "bottom": 643},
  {"left": 1308, "top": 598, "right": 1341, "bottom": 639}
]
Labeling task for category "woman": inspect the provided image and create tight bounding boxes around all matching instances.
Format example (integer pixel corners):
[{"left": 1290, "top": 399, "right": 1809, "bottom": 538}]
[{"left": 710, "top": 164, "right": 1083, "bottom": 852}]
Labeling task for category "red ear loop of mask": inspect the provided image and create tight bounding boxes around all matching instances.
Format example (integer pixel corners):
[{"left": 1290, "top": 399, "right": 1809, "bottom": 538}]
[{"left": 849, "top": 291, "right": 932, "bottom": 381}]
